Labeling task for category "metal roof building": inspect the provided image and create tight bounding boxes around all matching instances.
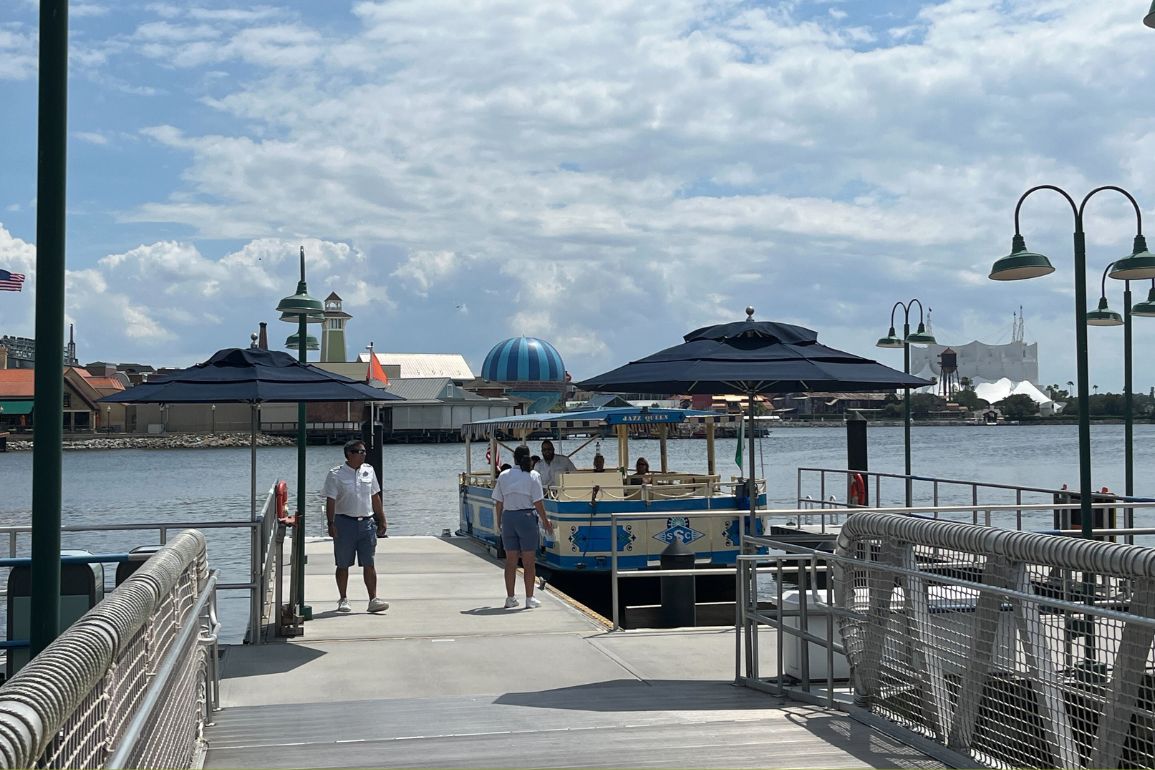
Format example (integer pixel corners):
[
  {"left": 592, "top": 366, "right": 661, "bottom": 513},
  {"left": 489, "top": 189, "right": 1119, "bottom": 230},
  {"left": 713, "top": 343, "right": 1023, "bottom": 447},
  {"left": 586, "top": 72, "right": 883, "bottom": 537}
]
[{"left": 357, "top": 353, "right": 474, "bottom": 381}]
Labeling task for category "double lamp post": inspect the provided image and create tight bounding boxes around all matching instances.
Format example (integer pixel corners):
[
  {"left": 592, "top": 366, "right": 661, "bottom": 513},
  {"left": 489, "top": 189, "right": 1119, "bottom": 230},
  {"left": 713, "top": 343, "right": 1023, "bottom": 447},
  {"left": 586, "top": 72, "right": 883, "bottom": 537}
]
[
  {"left": 876, "top": 301, "right": 936, "bottom": 507},
  {"left": 990, "top": 185, "right": 1155, "bottom": 542}
]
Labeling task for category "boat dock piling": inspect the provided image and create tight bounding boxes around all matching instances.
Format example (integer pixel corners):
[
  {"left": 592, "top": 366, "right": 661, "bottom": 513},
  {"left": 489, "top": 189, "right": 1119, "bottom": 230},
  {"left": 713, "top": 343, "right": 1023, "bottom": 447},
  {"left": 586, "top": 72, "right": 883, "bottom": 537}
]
[{"left": 205, "top": 535, "right": 940, "bottom": 769}]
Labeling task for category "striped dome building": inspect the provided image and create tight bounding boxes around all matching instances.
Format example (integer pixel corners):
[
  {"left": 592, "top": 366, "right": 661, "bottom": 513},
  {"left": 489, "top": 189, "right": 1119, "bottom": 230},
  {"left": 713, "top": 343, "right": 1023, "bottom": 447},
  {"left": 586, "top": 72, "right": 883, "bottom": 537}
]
[{"left": 481, "top": 337, "right": 568, "bottom": 413}]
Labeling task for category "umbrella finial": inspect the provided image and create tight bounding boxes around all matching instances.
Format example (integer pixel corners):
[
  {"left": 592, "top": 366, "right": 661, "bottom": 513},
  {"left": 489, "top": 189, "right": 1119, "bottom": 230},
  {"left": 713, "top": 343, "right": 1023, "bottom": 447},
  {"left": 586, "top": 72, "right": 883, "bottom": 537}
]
[
  {"left": 250, "top": 332, "right": 259, "bottom": 348},
  {"left": 745, "top": 306, "right": 755, "bottom": 320}
]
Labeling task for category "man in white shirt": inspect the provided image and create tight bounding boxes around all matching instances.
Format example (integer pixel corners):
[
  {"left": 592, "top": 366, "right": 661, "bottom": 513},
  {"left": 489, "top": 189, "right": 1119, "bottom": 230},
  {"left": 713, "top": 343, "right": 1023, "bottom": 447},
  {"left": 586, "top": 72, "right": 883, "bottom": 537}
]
[
  {"left": 322, "top": 440, "right": 389, "bottom": 614},
  {"left": 533, "top": 439, "right": 576, "bottom": 488}
]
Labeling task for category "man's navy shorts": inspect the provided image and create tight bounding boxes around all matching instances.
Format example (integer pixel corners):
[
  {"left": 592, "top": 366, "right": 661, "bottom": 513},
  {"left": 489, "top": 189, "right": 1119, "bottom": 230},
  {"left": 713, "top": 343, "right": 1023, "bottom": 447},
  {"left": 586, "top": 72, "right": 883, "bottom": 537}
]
[
  {"left": 501, "top": 509, "right": 540, "bottom": 552},
  {"left": 334, "top": 515, "right": 377, "bottom": 568}
]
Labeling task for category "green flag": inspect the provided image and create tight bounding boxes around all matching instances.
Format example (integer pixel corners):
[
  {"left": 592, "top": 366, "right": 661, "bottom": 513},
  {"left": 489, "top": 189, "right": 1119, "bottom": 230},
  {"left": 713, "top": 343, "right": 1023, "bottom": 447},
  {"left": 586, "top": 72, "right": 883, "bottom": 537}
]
[{"left": 735, "top": 415, "right": 745, "bottom": 471}]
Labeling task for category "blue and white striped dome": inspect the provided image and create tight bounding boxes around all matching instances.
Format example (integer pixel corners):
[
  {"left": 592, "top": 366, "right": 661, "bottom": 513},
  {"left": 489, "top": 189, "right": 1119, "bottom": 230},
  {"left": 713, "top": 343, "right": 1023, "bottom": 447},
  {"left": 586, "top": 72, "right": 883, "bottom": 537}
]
[{"left": 481, "top": 337, "right": 566, "bottom": 382}]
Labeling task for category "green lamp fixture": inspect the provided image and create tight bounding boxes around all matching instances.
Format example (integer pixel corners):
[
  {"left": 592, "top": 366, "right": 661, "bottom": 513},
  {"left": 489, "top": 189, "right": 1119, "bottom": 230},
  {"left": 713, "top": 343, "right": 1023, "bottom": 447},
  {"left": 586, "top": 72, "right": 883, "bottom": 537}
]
[
  {"left": 905, "top": 322, "right": 937, "bottom": 346},
  {"left": 1146, "top": 1, "right": 1155, "bottom": 29},
  {"left": 285, "top": 333, "right": 320, "bottom": 351},
  {"left": 989, "top": 234, "right": 1055, "bottom": 280},
  {"left": 1107, "top": 235, "right": 1155, "bottom": 281},
  {"left": 875, "top": 327, "right": 904, "bottom": 348},
  {"left": 1132, "top": 281, "right": 1155, "bottom": 317},
  {"left": 1086, "top": 296, "right": 1123, "bottom": 327}
]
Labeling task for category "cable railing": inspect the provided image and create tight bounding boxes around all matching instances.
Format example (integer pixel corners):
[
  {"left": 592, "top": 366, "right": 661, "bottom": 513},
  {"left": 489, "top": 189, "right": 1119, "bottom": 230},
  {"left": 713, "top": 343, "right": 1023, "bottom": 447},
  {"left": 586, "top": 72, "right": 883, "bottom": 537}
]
[
  {"left": 0, "top": 530, "right": 219, "bottom": 769},
  {"left": 736, "top": 503, "right": 1155, "bottom": 770}
]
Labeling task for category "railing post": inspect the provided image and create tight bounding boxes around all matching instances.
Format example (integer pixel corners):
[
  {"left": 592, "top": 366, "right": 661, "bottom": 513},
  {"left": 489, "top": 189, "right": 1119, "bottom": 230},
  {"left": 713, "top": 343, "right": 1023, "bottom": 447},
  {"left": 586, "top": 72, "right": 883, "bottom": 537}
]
[{"left": 610, "top": 512, "right": 620, "bottom": 631}]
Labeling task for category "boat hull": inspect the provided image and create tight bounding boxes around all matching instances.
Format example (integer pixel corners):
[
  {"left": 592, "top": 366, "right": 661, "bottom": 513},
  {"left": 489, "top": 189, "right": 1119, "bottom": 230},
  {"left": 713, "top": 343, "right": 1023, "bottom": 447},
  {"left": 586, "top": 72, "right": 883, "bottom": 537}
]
[{"left": 458, "top": 484, "right": 766, "bottom": 574}]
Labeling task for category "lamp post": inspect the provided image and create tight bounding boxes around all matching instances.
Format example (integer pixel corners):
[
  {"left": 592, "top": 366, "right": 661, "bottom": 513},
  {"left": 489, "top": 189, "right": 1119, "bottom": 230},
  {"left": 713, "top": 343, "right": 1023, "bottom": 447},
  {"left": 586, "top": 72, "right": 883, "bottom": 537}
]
[
  {"left": 276, "top": 246, "right": 323, "bottom": 621},
  {"left": 876, "top": 299, "right": 936, "bottom": 507},
  {"left": 105, "top": 405, "right": 111, "bottom": 433},
  {"left": 990, "top": 185, "right": 1155, "bottom": 548},
  {"left": 1086, "top": 269, "right": 1155, "bottom": 500},
  {"left": 211, "top": 403, "right": 216, "bottom": 435}
]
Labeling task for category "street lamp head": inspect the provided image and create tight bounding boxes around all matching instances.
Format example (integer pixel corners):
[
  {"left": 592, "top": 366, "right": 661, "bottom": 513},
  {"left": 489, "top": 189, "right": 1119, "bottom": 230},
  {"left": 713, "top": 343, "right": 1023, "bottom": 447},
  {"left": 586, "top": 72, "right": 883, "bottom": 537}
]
[
  {"left": 1131, "top": 284, "right": 1155, "bottom": 317},
  {"left": 905, "top": 322, "right": 936, "bottom": 346},
  {"left": 276, "top": 291, "right": 324, "bottom": 322},
  {"left": 875, "top": 326, "right": 904, "bottom": 348},
  {"left": 1146, "top": 0, "right": 1155, "bottom": 28},
  {"left": 1086, "top": 296, "right": 1124, "bottom": 327},
  {"left": 989, "top": 234, "right": 1055, "bottom": 280},
  {"left": 1107, "top": 235, "right": 1155, "bottom": 281},
  {"left": 285, "top": 333, "right": 320, "bottom": 351}
]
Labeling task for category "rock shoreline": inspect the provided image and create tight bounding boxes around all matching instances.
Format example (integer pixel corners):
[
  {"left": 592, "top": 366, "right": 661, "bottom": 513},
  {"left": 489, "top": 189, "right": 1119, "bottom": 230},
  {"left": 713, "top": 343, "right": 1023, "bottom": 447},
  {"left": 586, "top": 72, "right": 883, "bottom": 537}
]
[{"left": 2, "top": 433, "right": 296, "bottom": 451}]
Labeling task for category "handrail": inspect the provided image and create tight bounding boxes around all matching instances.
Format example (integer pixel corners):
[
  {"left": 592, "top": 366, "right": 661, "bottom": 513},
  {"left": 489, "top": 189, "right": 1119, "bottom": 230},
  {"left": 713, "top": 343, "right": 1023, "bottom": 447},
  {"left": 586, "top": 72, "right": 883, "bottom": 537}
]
[
  {"left": 105, "top": 569, "right": 219, "bottom": 769},
  {"left": 0, "top": 530, "right": 216, "bottom": 768}
]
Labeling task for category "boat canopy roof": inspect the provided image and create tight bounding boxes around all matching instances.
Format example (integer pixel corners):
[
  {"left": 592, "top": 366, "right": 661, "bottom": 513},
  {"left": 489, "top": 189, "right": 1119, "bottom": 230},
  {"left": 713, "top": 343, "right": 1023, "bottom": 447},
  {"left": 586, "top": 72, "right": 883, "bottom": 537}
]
[{"left": 461, "top": 406, "right": 740, "bottom": 440}]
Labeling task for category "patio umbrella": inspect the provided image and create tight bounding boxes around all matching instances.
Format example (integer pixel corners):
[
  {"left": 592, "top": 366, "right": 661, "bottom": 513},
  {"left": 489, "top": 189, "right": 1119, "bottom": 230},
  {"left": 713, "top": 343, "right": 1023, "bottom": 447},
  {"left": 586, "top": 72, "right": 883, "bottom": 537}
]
[
  {"left": 577, "top": 308, "right": 930, "bottom": 518},
  {"left": 100, "top": 347, "right": 402, "bottom": 521}
]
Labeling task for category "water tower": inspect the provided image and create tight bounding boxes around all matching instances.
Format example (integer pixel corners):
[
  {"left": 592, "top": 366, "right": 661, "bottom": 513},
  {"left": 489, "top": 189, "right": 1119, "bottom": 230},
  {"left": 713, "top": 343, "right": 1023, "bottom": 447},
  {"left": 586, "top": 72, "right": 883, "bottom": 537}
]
[{"left": 939, "top": 347, "right": 959, "bottom": 399}]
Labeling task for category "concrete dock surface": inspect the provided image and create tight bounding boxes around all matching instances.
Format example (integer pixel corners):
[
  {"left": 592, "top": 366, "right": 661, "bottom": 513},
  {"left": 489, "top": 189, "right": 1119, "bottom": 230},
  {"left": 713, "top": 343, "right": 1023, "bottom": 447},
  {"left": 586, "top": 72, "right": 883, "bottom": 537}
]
[{"left": 205, "top": 536, "right": 941, "bottom": 768}]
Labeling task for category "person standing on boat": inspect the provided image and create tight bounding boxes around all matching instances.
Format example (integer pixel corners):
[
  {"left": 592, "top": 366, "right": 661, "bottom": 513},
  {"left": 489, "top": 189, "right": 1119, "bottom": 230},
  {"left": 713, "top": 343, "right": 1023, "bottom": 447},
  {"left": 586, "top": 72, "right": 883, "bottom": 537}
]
[
  {"left": 533, "top": 439, "right": 575, "bottom": 489},
  {"left": 493, "top": 445, "right": 553, "bottom": 609},
  {"left": 323, "top": 439, "right": 390, "bottom": 614}
]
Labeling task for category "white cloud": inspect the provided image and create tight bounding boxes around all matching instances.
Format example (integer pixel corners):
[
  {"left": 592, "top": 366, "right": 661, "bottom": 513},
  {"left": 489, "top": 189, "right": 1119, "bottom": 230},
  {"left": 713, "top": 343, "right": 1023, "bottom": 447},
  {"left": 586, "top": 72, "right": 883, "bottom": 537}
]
[{"left": 6, "top": 1, "right": 1155, "bottom": 385}]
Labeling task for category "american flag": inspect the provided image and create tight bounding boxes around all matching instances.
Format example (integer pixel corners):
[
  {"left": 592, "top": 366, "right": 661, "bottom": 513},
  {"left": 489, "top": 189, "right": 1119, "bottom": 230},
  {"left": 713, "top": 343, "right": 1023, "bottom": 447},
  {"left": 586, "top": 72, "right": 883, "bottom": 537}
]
[{"left": 0, "top": 270, "right": 25, "bottom": 292}]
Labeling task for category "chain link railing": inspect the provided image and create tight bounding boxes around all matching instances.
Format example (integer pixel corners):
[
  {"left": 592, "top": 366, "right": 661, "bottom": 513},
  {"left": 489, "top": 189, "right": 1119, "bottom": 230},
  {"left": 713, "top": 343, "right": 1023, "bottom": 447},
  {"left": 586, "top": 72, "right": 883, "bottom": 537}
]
[
  {"left": 0, "top": 529, "right": 219, "bottom": 769},
  {"left": 833, "top": 511, "right": 1155, "bottom": 769}
]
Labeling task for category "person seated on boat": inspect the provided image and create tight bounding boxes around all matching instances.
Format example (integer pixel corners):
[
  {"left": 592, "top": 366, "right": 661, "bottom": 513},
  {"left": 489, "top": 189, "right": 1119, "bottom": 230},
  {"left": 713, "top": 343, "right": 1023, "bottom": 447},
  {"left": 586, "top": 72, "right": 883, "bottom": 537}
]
[
  {"left": 592, "top": 453, "right": 607, "bottom": 473},
  {"left": 534, "top": 440, "right": 576, "bottom": 488},
  {"left": 627, "top": 457, "right": 651, "bottom": 485}
]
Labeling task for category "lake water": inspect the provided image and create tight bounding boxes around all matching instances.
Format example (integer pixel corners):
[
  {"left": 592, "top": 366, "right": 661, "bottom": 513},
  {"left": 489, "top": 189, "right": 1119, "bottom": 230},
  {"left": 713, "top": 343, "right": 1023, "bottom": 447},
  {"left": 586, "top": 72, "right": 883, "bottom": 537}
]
[{"left": 1, "top": 423, "right": 1152, "bottom": 641}]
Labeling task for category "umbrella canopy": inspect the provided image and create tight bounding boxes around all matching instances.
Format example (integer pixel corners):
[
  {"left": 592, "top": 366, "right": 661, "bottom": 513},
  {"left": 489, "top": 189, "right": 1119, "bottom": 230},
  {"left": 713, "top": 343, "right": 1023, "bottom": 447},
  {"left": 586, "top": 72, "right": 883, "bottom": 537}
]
[
  {"left": 100, "top": 347, "right": 401, "bottom": 405},
  {"left": 577, "top": 311, "right": 930, "bottom": 396}
]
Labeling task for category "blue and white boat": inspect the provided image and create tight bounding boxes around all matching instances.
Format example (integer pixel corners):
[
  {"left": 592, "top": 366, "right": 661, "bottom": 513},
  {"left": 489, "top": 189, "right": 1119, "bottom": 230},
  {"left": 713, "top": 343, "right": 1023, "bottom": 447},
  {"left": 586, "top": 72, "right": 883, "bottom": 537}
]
[{"left": 458, "top": 406, "right": 765, "bottom": 576}]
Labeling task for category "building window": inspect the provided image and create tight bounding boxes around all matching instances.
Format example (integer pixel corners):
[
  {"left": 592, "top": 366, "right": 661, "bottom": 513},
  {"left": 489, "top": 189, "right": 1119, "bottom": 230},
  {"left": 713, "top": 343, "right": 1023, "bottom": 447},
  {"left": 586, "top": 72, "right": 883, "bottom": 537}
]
[{"left": 62, "top": 393, "right": 71, "bottom": 408}]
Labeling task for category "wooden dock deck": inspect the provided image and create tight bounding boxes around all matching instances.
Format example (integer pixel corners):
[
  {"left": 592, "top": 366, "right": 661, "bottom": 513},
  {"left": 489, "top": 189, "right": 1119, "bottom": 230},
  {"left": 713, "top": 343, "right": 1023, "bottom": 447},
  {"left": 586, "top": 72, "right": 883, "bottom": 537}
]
[{"left": 204, "top": 536, "right": 942, "bottom": 769}]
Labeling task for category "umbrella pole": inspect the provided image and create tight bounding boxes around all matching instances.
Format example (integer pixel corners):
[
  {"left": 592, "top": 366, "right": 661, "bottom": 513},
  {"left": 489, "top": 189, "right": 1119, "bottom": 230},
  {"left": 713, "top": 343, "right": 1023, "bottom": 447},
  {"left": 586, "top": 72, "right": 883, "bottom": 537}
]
[
  {"left": 249, "top": 403, "right": 260, "bottom": 645},
  {"left": 747, "top": 392, "right": 757, "bottom": 538}
]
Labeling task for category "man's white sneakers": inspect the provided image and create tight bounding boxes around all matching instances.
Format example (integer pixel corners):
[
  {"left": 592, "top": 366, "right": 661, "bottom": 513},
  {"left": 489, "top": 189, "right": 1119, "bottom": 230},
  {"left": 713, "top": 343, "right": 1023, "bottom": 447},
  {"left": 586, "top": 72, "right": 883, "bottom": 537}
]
[
  {"left": 337, "top": 598, "right": 351, "bottom": 613},
  {"left": 504, "top": 596, "right": 519, "bottom": 608},
  {"left": 526, "top": 596, "right": 541, "bottom": 609},
  {"left": 368, "top": 598, "right": 390, "bottom": 613}
]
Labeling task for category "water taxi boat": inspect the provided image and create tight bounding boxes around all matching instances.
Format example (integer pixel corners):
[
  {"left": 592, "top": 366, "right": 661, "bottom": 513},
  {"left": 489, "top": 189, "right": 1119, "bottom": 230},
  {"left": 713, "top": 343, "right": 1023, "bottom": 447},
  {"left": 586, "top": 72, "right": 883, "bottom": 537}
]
[{"left": 458, "top": 407, "right": 765, "bottom": 577}]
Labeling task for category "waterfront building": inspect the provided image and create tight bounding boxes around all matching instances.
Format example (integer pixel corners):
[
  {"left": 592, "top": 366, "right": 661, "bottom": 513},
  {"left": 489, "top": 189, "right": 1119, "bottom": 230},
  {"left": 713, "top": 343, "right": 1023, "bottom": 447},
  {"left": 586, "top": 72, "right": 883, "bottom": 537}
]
[
  {"left": 480, "top": 336, "right": 570, "bottom": 413},
  {"left": 357, "top": 351, "right": 475, "bottom": 381},
  {"left": 0, "top": 367, "right": 106, "bottom": 432}
]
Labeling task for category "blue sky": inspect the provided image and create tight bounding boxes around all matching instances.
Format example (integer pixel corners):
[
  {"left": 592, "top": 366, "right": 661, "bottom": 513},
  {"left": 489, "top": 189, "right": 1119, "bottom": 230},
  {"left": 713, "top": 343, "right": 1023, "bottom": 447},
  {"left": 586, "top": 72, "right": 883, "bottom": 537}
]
[{"left": 2, "top": 1, "right": 1155, "bottom": 392}]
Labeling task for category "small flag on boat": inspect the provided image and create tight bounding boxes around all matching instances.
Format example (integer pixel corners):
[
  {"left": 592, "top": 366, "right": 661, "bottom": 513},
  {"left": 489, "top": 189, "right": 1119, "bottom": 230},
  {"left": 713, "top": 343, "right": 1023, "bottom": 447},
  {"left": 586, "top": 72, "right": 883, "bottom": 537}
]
[
  {"left": 0, "top": 270, "right": 25, "bottom": 292},
  {"left": 486, "top": 445, "right": 499, "bottom": 468},
  {"left": 735, "top": 415, "right": 745, "bottom": 471},
  {"left": 367, "top": 353, "right": 389, "bottom": 385}
]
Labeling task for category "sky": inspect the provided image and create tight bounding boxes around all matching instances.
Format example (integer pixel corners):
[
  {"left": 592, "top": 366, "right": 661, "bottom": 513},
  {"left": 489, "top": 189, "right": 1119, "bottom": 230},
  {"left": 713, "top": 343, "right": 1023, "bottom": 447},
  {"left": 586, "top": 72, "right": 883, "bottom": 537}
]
[{"left": 1, "top": 0, "right": 1154, "bottom": 391}]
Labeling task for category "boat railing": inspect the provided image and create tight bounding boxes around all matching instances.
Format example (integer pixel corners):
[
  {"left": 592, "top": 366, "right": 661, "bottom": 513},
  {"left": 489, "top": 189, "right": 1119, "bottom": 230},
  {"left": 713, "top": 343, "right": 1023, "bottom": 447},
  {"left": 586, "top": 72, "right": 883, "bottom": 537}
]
[
  {"left": 735, "top": 504, "right": 1155, "bottom": 770},
  {"left": 0, "top": 530, "right": 220, "bottom": 769},
  {"left": 795, "top": 466, "right": 1138, "bottom": 535},
  {"left": 463, "top": 471, "right": 760, "bottom": 504}
]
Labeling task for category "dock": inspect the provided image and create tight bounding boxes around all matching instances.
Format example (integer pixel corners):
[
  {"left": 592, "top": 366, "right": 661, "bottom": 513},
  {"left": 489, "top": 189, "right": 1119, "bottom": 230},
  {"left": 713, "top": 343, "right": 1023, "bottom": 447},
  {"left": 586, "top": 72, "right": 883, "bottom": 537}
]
[{"left": 205, "top": 536, "right": 942, "bottom": 769}]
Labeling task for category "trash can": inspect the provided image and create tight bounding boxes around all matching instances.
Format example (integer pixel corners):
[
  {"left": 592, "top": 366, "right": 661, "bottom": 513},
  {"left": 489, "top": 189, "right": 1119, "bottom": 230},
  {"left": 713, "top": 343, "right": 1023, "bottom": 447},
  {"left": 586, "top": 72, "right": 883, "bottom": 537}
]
[
  {"left": 115, "top": 544, "right": 164, "bottom": 586},
  {"left": 7, "top": 550, "right": 105, "bottom": 678},
  {"left": 781, "top": 589, "right": 850, "bottom": 681}
]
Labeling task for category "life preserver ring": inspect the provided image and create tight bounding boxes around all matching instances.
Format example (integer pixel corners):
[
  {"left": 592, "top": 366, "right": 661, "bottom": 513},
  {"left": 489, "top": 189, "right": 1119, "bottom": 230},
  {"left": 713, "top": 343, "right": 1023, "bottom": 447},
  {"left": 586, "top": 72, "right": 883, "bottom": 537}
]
[
  {"left": 274, "top": 480, "right": 294, "bottom": 526},
  {"left": 848, "top": 473, "right": 867, "bottom": 507}
]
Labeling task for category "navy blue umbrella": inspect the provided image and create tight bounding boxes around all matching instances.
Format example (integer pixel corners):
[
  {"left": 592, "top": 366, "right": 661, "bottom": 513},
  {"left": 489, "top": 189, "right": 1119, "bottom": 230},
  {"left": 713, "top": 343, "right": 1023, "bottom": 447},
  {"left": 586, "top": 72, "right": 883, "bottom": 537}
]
[
  {"left": 100, "top": 347, "right": 402, "bottom": 524},
  {"left": 100, "top": 347, "right": 400, "bottom": 405},
  {"left": 577, "top": 309, "right": 930, "bottom": 519},
  {"left": 577, "top": 311, "right": 930, "bottom": 396}
]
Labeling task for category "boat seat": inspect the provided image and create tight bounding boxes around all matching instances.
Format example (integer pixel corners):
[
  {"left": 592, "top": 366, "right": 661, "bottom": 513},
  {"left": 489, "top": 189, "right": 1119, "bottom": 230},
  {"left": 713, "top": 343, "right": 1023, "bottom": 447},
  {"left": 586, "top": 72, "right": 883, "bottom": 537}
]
[{"left": 554, "top": 471, "right": 625, "bottom": 502}]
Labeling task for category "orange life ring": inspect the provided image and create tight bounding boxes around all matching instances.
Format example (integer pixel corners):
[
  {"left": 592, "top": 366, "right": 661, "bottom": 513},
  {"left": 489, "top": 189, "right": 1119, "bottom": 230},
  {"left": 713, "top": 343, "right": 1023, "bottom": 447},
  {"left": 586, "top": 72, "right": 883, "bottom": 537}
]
[
  {"left": 848, "top": 473, "right": 867, "bottom": 507},
  {"left": 274, "top": 480, "right": 293, "bottom": 525}
]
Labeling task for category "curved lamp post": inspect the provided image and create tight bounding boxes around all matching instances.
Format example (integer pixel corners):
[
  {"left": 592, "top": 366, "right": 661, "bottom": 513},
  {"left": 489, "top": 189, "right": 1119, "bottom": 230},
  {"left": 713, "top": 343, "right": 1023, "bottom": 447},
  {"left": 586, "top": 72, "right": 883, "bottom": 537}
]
[
  {"left": 276, "top": 246, "right": 324, "bottom": 621},
  {"left": 990, "top": 185, "right": 1155, "bottom": 548},
  {"left": 876, "top": 300, "right": 936, "bottom": 506}
]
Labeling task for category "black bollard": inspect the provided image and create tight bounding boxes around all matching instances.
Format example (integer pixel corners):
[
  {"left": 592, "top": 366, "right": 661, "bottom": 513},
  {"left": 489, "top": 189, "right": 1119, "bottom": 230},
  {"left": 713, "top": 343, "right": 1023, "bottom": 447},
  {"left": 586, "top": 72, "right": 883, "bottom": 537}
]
[
  {"left": 845, "top": 411, "right": 868, "bottom": 505},
  {"left": 659, "top": 536, "right": 696, "bottom": 628}
]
